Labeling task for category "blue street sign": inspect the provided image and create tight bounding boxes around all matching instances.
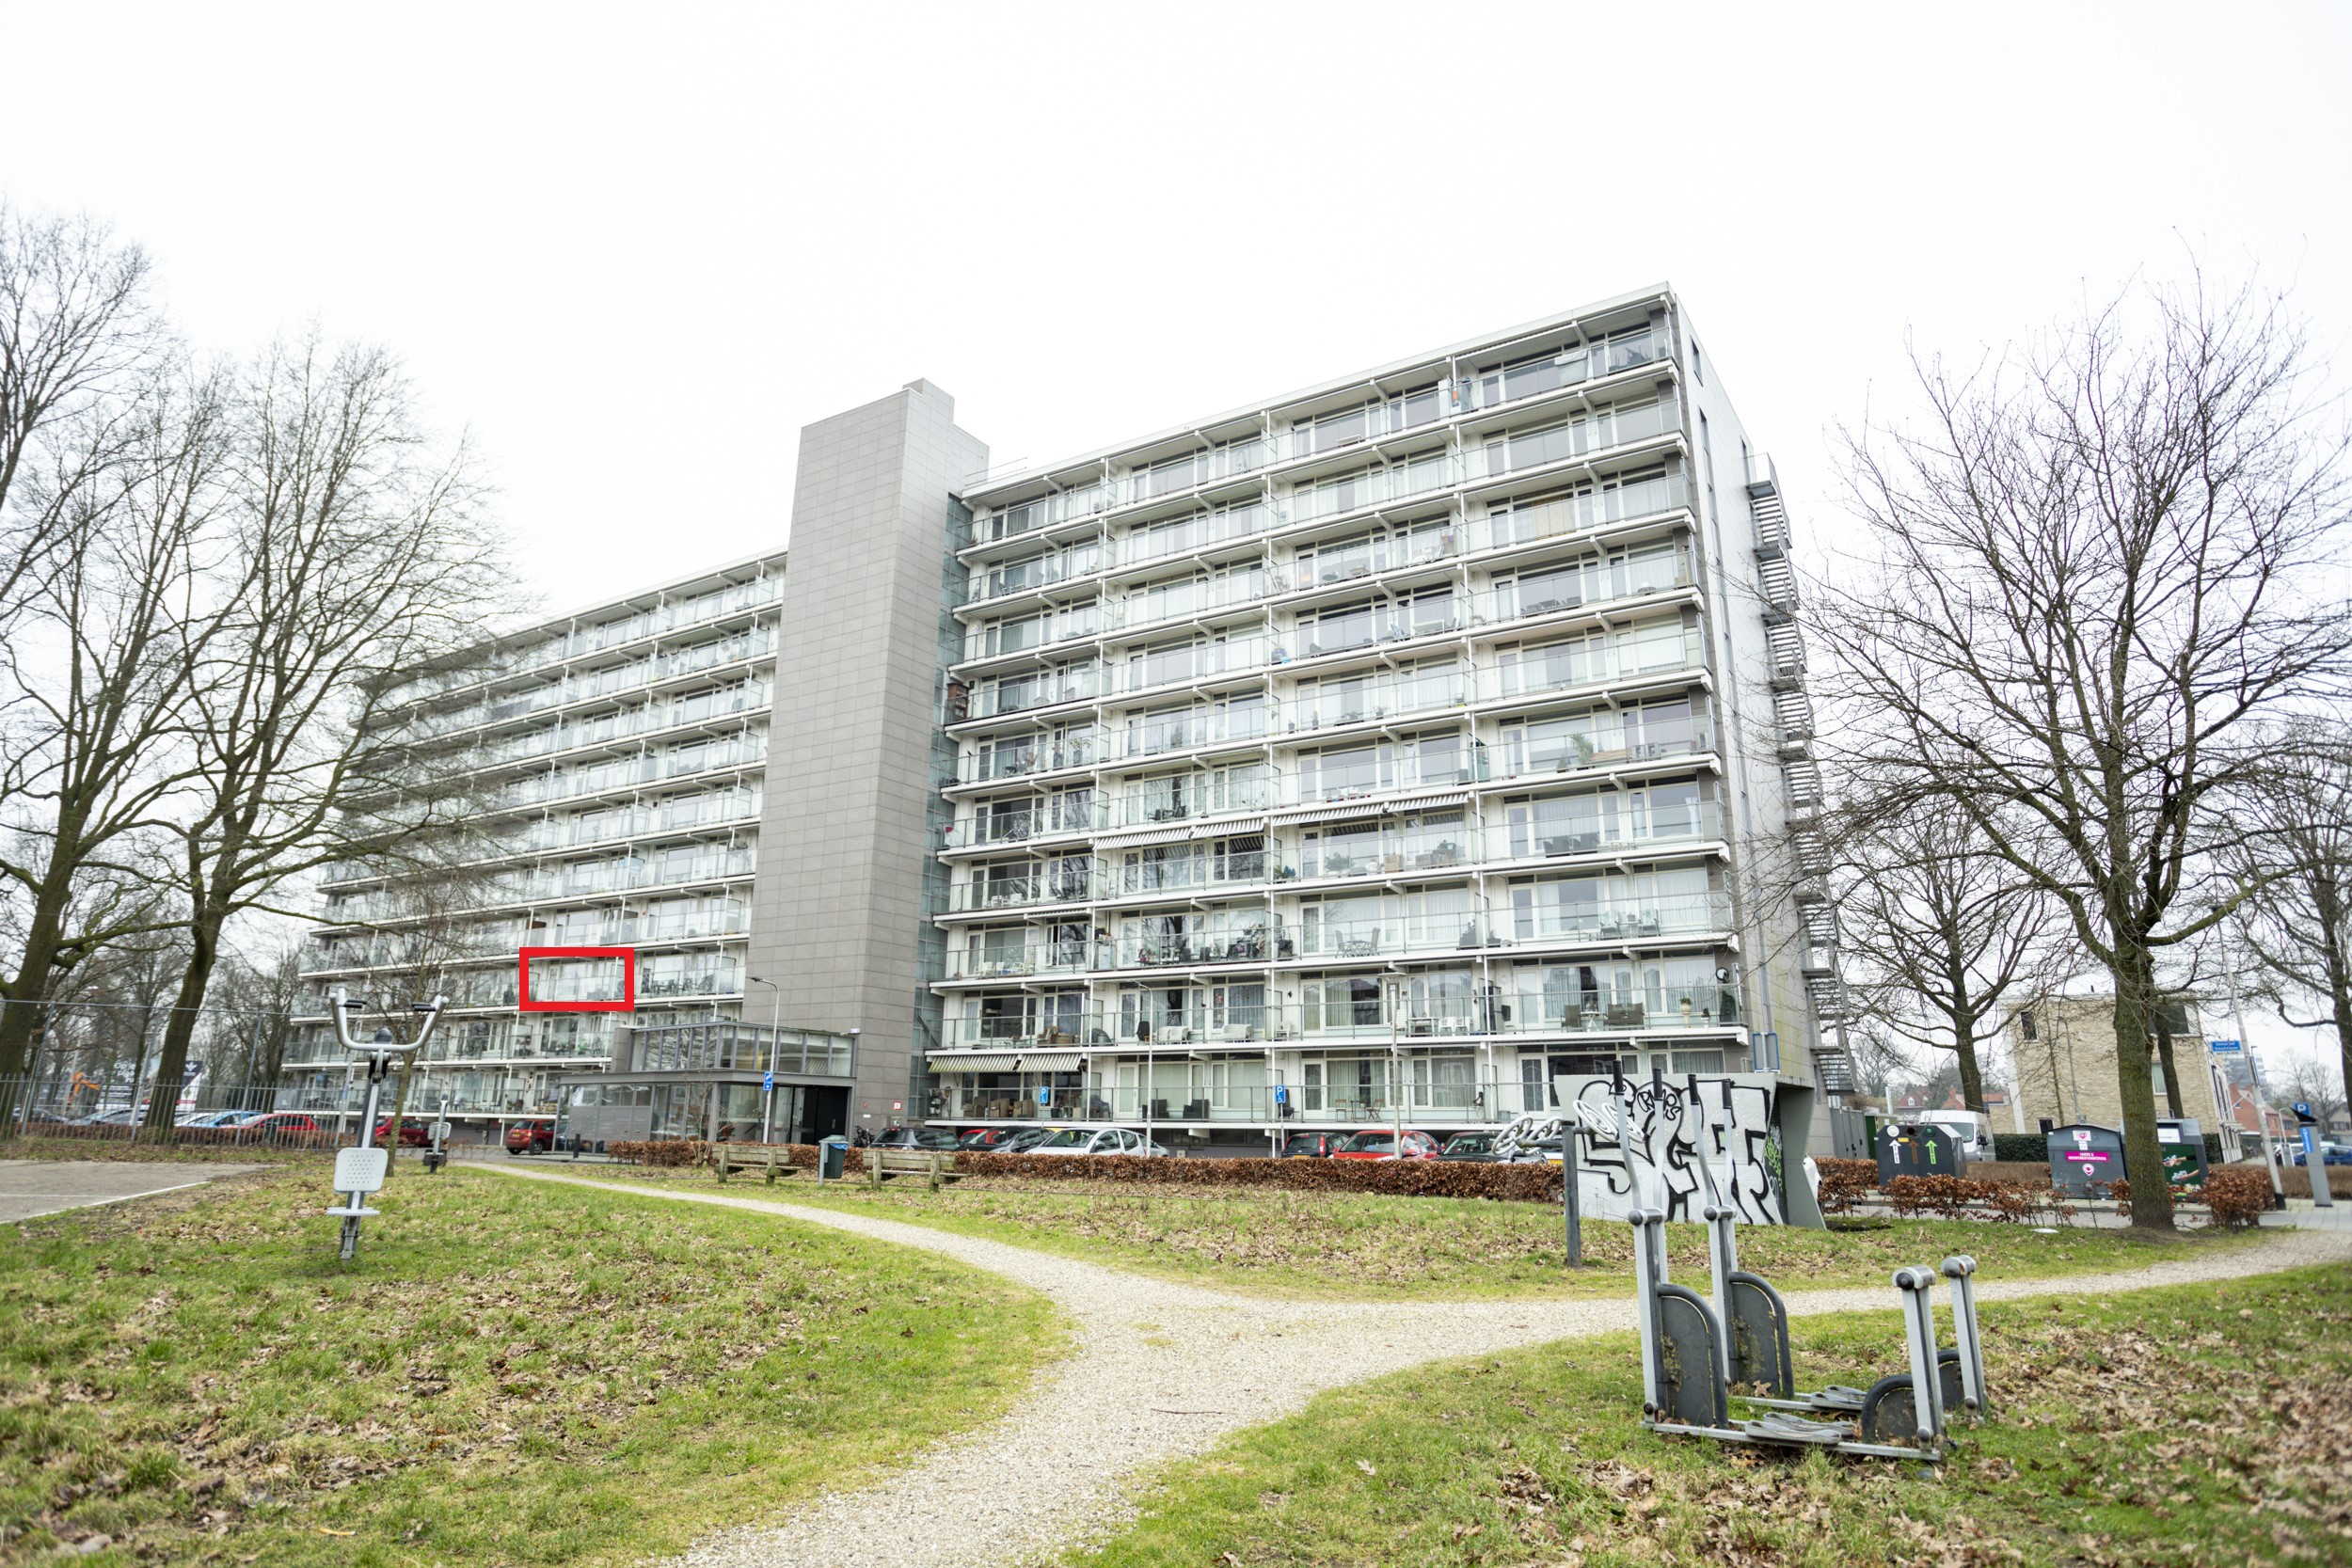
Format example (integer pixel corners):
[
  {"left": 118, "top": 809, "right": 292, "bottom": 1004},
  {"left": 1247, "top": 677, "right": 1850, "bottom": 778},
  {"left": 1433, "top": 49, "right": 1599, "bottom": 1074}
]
[
  {"left": 1272, "top": 1085, "right": 1289, "bottom": 1105},
  {"left": 2294, "top": 1101, "right": 2315, "bottom": 1120},
  {"left": 2208, "top": 1038, "right": 2242, "bottom": 1054},
  {"left": 1036, "top": 1085, "right": 1050, "bottom": 1106},
  {"left": 763, "top": 1070, "right": 774, "bottom": 1093}
]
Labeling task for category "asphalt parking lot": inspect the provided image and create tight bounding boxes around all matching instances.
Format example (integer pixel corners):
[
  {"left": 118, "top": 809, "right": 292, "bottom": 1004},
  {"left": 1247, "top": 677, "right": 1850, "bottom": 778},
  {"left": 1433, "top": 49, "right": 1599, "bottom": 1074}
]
[{"left": 0, "top": 1160, "right": 263, "bottom": 1223}]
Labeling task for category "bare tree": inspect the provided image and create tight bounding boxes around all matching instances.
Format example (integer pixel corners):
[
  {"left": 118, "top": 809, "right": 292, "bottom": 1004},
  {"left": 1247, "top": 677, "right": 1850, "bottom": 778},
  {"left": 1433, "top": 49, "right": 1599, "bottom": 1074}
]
[
  {"left": 0, "top": 368, "right": 230, "bottom": 1125},
  {"left": 136, "top": 336, "right": 508, "bottom": 1141},
  {"left": 1832, "top": 792, "right": 2058, "bottom": 1115},
  {"left": 1809, "top": 273, "right": 2352, "bottom": 1229},
  {"left": 2229, "top": 723, "right": 2352, "bottom": 1113},
  {"left": 199, "top": 941, "right": 305, "bottom": 1085},
  {"left": 0, "top": 203, "right": 164, "bottom": 624}
]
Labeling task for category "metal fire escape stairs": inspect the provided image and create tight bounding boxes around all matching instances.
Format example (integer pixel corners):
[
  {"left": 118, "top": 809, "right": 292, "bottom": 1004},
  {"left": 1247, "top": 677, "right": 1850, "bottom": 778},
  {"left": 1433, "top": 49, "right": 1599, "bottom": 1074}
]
[{"left": 1748, "top": 459, "right": 1854, "bottom": 1095}]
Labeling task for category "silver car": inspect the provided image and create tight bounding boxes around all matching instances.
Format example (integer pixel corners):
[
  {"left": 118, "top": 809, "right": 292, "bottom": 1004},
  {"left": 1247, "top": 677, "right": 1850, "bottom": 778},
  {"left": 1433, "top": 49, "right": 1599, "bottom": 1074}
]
[{"left": 1025, "top": 1126, "right": 1172, "bottom": 1157}]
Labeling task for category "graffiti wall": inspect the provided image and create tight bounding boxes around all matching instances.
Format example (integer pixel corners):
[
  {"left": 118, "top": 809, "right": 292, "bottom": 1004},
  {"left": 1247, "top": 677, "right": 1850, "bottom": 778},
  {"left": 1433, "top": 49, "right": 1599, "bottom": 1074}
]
[{"left": 1556, "top": 1072, "right": 1801, "bottom": 1225}]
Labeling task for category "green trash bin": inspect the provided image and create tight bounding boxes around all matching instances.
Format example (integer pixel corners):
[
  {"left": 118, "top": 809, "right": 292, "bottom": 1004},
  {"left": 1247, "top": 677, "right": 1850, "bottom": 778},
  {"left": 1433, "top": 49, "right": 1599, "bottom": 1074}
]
[{"left": 818, "top": 1136, "right": 849, "bottom": 1185}]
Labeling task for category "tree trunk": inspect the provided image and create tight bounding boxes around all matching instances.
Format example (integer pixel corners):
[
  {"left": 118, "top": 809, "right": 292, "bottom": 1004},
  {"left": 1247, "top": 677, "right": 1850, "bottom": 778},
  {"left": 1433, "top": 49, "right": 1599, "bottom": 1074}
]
[
  {"left": 1953, "top": 1027, "right": 1987, "bottom": 1115},
  {"left": 2153, "top": 1014, "right": 2186, "bottom": 1120},
  {"left": 0, "top": 896, "right": 70, "bottom": 1132},
  {"left": 136, "top": 911, "right": 225, "bottom": 1144},
  {"left": 2110, "top": 942, "right": 2176, "bottom": 1230}
]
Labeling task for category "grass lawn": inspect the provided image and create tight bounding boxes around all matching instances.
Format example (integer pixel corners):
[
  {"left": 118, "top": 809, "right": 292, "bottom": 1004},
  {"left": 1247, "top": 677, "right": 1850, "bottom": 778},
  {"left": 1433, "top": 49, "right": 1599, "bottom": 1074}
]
[
  {"left": 1068, "top": 1263, "right": 2352, "bottom": 1568},
  {"left": 0, "top": 1137, "right": 332, "bottom": 1167},
  {"left": 585, "top": 1165, "right": 2266, "bottom": 1301},
  {"left": 0, "top": 1164, "right": 1064, "bottom": 1565}
]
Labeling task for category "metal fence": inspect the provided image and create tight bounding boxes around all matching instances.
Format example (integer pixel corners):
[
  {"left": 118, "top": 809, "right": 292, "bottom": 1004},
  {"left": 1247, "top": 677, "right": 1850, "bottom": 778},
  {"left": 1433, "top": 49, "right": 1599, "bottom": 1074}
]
[{"left": 0, "top": 1073, "right": 426, "bottom": 1150}]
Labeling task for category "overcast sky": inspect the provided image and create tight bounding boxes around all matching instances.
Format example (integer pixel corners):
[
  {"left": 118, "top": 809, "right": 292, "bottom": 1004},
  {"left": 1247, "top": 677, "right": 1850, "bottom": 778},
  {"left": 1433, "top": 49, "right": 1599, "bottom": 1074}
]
[{"left": 7, "top": 1, "right": 2346, "bottom": 1085}]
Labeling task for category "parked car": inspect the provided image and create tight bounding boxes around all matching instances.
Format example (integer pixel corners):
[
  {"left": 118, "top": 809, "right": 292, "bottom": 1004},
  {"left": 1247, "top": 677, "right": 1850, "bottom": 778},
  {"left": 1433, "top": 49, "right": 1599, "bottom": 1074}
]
[
  {"left": 958, "top": 1126, "right": 1029, "bottom": 1150},
  {"left": 996, "top": 1126, "right": 1061, "bottom": 1153},
  {"left": 1331, "top": 1130, "right": 1440, "bottom": 1161},
  {"left": 177, "top": 1109, "right": 252, "bottom": 1128},
  {"left": 374, "top": 1117, "right": 432, "bottom": 1148},
  {"left": 1438, "top": 1132, "right": 1501, "bottom": 1162},
  {"left": 1279, "top": 1132, "right": 1345, "bottom": 1159},
  {"left": 67, "top": 1107, "right": 137, "bottom": 1127},
  {"left": 506, "top": 1118, "right": 556, "bottom": 1154},
  {"left": 1027, "top": 1126, "right": 1172, "bottom": 1157},
  {"left": 869, "top": 1125, "right": 961, "bottom": 1152},
  {"left": 2291, "top": 1141, "right": 2352, "bottom": 1166},
  {"left": 230, "top": 1112, "right": 321, "bottom": 1142}
]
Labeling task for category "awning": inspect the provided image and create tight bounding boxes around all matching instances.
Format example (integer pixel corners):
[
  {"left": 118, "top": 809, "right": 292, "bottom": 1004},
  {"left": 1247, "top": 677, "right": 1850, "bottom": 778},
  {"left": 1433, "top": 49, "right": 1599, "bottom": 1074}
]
[
  {"left": 1095, "top": 823, "right": 1201, "bottom": 848},
  {"left": 929, "top": 1052, "right": 1021, "bottom": 1071},
  {"left": 1268, "top": 799, "right": 1384, "bottom": 826},
  {"left": 1016, "top": 1050, "right": 1084, "bottom": 1070}
]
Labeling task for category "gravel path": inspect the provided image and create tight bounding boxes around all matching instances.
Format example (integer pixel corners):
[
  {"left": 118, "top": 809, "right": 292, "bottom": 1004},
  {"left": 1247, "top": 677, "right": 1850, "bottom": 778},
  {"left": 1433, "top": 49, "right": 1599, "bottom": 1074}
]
[{"left": 485, "top": 1164, "right": 2352, "bottom": 1568}]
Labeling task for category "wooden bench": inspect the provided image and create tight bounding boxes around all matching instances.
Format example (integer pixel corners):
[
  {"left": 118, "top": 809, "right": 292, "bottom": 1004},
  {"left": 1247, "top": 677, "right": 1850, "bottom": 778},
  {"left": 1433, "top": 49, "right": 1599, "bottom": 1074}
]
[
  {"left": 867, "top": 1148, "right": 963, "bottom": 1191},
  {"left": 713, "top": 1144, "right": 801, "bottom": 1184}
]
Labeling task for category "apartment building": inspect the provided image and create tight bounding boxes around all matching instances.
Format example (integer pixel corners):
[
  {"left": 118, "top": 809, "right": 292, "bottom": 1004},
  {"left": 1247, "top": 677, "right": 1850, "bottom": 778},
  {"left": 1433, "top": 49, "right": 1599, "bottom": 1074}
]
[
  {"left": 289, "top": 290, "right": 1843, "bottom": 1152},
  {"left": 933, "top": 288, "right": 1844, "bottom": 1153},
  {"left": 285, "top": 553, "right": 809, "bottom": 1136}
]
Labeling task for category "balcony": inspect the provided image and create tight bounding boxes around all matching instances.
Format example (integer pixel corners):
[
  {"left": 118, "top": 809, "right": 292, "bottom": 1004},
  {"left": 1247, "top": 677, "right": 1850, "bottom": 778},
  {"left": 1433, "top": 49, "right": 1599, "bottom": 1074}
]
[
  {"left": 1113, "top": 500, "right": 1278, "bottom": 569},
  {"left": 1464, "top": 398, "right": 1680, "bottom": 483},
  {"left": 1490, "top": 720, "right": 1715, "bottom": 784},
  {"left": 628, "top": 1019, "right": 856, "bottom": 1077},
  {"left": 1506, "top": 891, "right": 1735, "bottom": 946},
  {"left": 967, "top": 542, "right": 1104, "bottom": 606},
  {"left": 1460, "top": 326, "right": 1665, "bottom": 414},
  {"left": 954, "top": 733, "right": 1108, "bottom": 786},
  {"left": 1280, "top": 527, "right": 1461, "bottom": 593},
  {"left": 1286, "top": 449, "right": 1456, "bottom": 526},
  {"left": 944, "top": 938, "right": 1095, "bottom": 983},
  {"left": 1105, "top": 774, "right": 1275, "bottom": 828},
  {"left": 1486, "top": 801, "right": 1726, "bottom": 864},
  {"left": 1481, "top": 471, "right": 1691, "bottom": 554},
  {"left": 948, "top": 869, "right": 1104, "bottom": 914},
  {"left": 1113, "top": 705, "right": 1268, "bottom": 763},
  {"left": 1474, "top": 547, "right": 1692, "bottom": 630},
  {"left": 967, "top": 664, "right": 1106, "bottom": 721},
  {"left": 1494, "top": 984, "right": 1740, "bottom": 1037},
  {"left": 1106, "top": 634, "right": 1275, "bottom": 699},
  {"left": 1281, "top": 668, "right": 1467, "bottom": 736},
  {"left": 1481, "top": 627, "right": 1705, "bottom": 707},
  {"left": 1105, "top": 569, "right": 1271, "bottom": 634},
  {"left": 1279, "top": 600, "right": 1465, "bottom": 663},
  {"left": 944, "top": 799, "right": 1107, "bottom": 850}
]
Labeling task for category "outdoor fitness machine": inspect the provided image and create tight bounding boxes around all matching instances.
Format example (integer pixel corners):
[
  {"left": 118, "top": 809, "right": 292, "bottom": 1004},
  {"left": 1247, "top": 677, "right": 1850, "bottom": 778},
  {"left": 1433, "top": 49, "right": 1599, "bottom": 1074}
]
[
  {"left": 1619, "top": 1070, "right": 1990, "bottom": 1463},
  {"left": 324, "top": 986, "right": 447, "bottom": 1261}
]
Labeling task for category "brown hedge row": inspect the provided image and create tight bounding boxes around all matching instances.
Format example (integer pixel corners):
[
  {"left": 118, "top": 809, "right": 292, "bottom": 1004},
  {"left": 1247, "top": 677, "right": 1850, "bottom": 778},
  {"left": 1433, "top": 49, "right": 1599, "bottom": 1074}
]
[{"left": 949, "top": 1150, "right": 1563, "bottom": 1201}]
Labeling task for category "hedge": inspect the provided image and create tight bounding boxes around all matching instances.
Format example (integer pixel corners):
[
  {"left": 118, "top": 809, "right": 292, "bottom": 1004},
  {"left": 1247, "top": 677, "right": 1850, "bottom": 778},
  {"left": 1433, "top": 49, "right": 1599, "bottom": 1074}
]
[{"left": 951, "top": 1149, "right": 1563, "bottom": 1201}]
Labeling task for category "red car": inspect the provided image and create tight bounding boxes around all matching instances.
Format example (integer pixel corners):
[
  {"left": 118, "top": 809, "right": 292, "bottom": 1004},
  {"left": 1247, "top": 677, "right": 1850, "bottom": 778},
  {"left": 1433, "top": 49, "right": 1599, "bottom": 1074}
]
[
  {"left": 957, "top": 1126, "right": 1027, "bottom": 1150},
  {"left": 1330, "top": 1130, "right": 1441, "bottom": 1161},
  {"left": 506, "top": 1118, "right": 556, "bottom": 1154},
  {"left": 1279, "top": 1132, "right": 1346, "bottom": 1158},
  {"left": 374, "top": 1117, "right": 432, "bottom": 1148},
  {"left": 230, "top": 1112, "right": 321, "bottom": 1143}
]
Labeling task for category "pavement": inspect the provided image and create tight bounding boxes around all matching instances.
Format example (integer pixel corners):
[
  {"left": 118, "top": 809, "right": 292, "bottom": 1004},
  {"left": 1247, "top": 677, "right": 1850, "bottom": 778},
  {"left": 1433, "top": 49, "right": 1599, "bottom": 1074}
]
[{"left": 0, "top": 1159, "right": 265, "bottom": 1223}]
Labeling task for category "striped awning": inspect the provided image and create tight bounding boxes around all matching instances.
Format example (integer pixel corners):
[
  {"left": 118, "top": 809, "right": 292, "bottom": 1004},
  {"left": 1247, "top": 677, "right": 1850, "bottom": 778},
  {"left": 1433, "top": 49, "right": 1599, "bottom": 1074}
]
[
  {"left": 1268, "top": 800, "right": 1384, "bottom": 826},
  {"left": 1016, "top": 1051, "right": 1084, "bottom": 1070},
  {"left": 1095, "top": 823, "right": 1202, "bottom": 848},
  {"left": 929, "top": 1052, "right": 1021, "bottom": 1071}
]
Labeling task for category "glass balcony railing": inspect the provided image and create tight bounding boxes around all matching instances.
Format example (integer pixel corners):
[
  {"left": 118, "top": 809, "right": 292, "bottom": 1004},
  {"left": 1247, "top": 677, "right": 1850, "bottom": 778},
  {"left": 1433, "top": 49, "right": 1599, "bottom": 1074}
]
[
  {"left": 1482, "top": 627, "right": 1705, "bottom": 705},
  {"left": 1461, "top": 328, "right": 1664, "bottom": 414},
  {"left": 1114, "top": 705, "right": 1268, "bottom": 761},
  {"left": 1279, "top": 599, "right": 1464, "bottom": 661},
  {"left": 1114, "top": 501, "right": 1277, "bottom": 568},
  {"left": 1278, "top": 526, "right": 1461, "bottom": 592},
  {"left": 1465, "top": 399, "right": 1681, "bottom": 482},
  {"left": 1506, "top": 891, "right": 1735, "bottom": 944},
  {"left": 1285, "top": 823, "right": 1477, "bottom": 880},
  {"left": 1282, "top": 751, "right": 1483, "bottom": 807},
  {"left": 948, "top": 870, "right": 1103, "bottom": 914},
  {"left": 963, "top": 605, "right": 1103, "bottom": 662},
  {"left": 1279, "top": 387, "right": 1449, "bottom": 463},
  {"left": 969, "top": 664, "right": 1106, "bottom": 719},
  {"left": 967, "top": 543, "right": 1104, "bottom": 604},
  {"left": 1486, "top": 802, "right": 1724, "bottom": 863},
  {"left": 944, "top": 799, "right": 1106, "bottom": 849},
  {"left": 1492, "top": 719, "right": 1714, "bottom": 782},
  {"left": 1287, "top": 915, "right": 1502, "bottom": 963},
  {"left": 1104, "top": 846, "right": 1271, "bottom": 896},
  {"left": 1287, "top": 450, "right": 1456, "bottom": 524},
  {"left": 1280, "top": 668, "right": 1467, "bottom": 735},
  {"left": 1475, "top": 548, "right": 1692, "bottom": 628},
  {"left": 1494, "top": 984, "right": 1740, "bottom": 1036},
  {"left": 1107, "top": 773, "right": 1275, "bottom": 828},
  {"left": 1107, "top": 633, "right": 1275, "bottom": 697},
  {"left": 955, "top": 733, "right": 1108, "bottom": 785},
  {"left": 1105, "top": 569, "right": 1270, "bottom": 633},
  {"left": 1483, "top": 471, "right": 1691, "bottom": 552},
  {"left": 943, "top": 939, "right": 1096, "bottom": 982}
]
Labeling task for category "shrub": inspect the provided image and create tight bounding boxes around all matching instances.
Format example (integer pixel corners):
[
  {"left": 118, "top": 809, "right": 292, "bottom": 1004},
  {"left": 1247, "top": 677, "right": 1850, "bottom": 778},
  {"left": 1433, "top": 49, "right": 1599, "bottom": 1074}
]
[
  {"left": 1993, "top": 1132, "right": 2049, "bottom": 1164},
  {"left": 2201, "top": 1165, "right": 2273, "bottom": 1229},
  {"left": 609, "top": 1138, "right": 708, "bottom": 1167},
  {"left": 1883, "top": 1174, "right": 2047, "bottom": 1223},
  {"left": 947, "top": 1150, "right": 1564, "bottom": 1202},
  {"left": 1813, "top": 1157, "right": 1878, "bottom": 1215}
]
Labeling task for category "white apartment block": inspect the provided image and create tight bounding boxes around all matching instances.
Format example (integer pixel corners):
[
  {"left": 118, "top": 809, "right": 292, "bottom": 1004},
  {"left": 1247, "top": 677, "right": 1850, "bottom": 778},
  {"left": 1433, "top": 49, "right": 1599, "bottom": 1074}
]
[
  {"left": 934, "top": 288, "right": 1844, "bottom": 1152},
  {"left": 291, "top": 286, "right": 1845, "bottom": 1152}
]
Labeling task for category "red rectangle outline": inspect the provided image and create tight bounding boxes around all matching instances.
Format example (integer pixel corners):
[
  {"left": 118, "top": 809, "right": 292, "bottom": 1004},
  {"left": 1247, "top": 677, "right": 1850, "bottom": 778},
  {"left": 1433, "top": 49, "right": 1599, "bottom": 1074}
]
[{"left": 517, "top": 945, "right": 635, "bottom": 1012}]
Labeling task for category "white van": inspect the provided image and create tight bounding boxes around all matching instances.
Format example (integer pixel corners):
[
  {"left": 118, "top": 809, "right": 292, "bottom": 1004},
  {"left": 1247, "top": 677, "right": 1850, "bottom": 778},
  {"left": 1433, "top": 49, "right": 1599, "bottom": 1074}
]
[{"left": 1914, "top": 1109, "right": 1994, "bottom": 1163}]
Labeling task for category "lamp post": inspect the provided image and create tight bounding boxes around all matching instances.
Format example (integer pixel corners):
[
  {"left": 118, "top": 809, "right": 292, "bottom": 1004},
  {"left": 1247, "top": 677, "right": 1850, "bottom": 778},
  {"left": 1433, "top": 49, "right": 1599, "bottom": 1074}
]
[{"left": 749, "top": 976, "right": 782, "bottom": 1143}]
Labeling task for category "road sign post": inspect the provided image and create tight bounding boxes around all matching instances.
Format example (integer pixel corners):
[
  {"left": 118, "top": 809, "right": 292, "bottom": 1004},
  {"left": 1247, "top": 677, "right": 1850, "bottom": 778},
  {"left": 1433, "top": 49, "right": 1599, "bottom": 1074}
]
[{"left": 2294, "top": 1103, "right": 2334, "bottom": 1209}]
